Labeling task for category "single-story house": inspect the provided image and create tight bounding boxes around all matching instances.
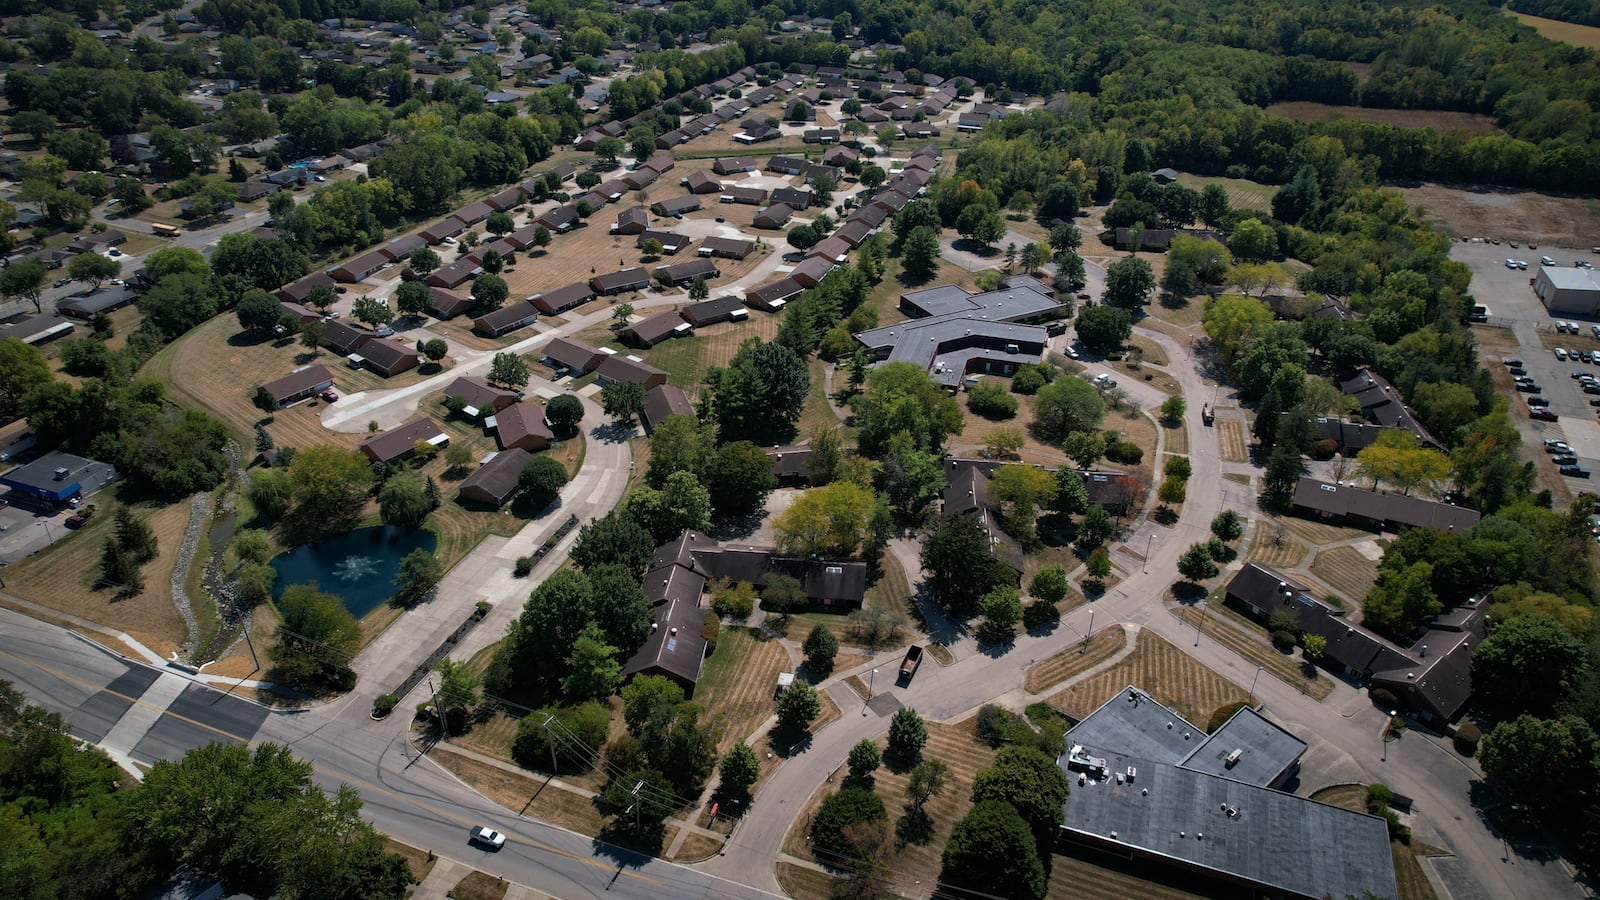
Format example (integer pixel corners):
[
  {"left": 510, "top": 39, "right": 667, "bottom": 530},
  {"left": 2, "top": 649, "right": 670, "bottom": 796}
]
[
  {"left": 682, "top": 296, "right": 748, "bottom": 326},
  {"left": 531, "top": 281, "right": 595, "bottom": 315},
  {"left": 278, "top": 271, "right": 335, "bottom": 304},
  {"left": 803, "top": 127, "right": 840, "bottom": 143},
  {"left": 458, "top": 448, "right": 533, "bottom": 507},
  {"left": 611, "top": 207, "right": 650, "bottom": 235},
  {"left": 0, "top": 451, "right": 117, "bottom": 507},
  {"left": 685, "top": 171, "right": 722, "bottom": 194},
  {"left": 789, "top": 256, "right": 835, "bottom": 287},
  {"left": 455, "top": 201, "right": 494, "bottom": 224},
  {"left": 713, "top": 156, "right": 758, "bottom": 175},
  {"left": 595, "top": 354, "right": 669, "bottom": 389},
  {"left": 445, "top": 376, "right": 519, "bottom": 418},
  {"left": 655, "top": 258, "right": 720, "bottom": 287},
  {"left": 809, "top": 235, "right": 850, "bottom": 263},
  {"left": 642, "top": 384, "right": 695, "bottom": 432},
  {"left": 323, "top": 319, "right": 374, "bottom": 355},
  {"left": 721, "top": 185, "right": 768, "bottom": 206},
  {"left": 327, "top": 250, "right": 389, "bottom": 283},
  {"left": 490, "top": 402, "right": 554, "bottom": 452},
  {"left": 1290, "top": 477, "right": 1481, "bottom": 533},
  {"left": 651, "top": 195, "right": 703, "bottom": 218},
  {"left": 428, "top": 287, "right": 476, "bottom": 319},
  {"left": 350, "top": 337, "right": 422, "bottom": 377},
  {"left": 620, "top": 586, "right": 709, "bottom": 690},
  {"left": 472, "top": 300, "right": 539, "bottom": 337},
  {"left": 358, "top": 417, "right": 449, "bottom": 464},
  {"left": 419, "top": 217, "right": 468, "bottom": 244},
  {"left": 753, "top": 204, "right": 796, "bottom": 229},
  {"left": 591, "top": 267, "right": 651, "bottom": 295},
  {"left": 534, "top": 206, "right": 579, "bottom": 233},
  {"left": 257, "top": 365, "right": 334, "bottom": 408},
  {"left": 637, "top": 230, "right": 690, "bottom": 255},
  {"left": 766, "top": 444, "right": 814, "bottom": 483},
  {"left": 771, "top": 187, "right": 813, "bottom": 209},
  {"left": 745, "top": 276, "right": 805, "bottom": 310},
  {"left": 544, "top": 337, "right": 604, "bottom": 374},
  {"left": 767, "top": 156, "right": 808, "bottom": 175},
  {"left": 699, "top": 236, "right": 754, "bottom": 260},
  {"left": 427, "top": 257, "right": 484, "bottom": 289},
  {"left": 621, "top": 310, "right": 692, "bottom": 347},
  {"left": 487, "top": 186, "right": 525, "bottom": 210},
  {"left": 57, "top": 288, "right": 137, "bottom": 319},
  {"left": 380, "top": 234, "right": 427, "bottom": 261},
  {"left": 237, "top": 182, "right": 280, "bottom": 202},
  {"left": 277, "top": 301, "right": 323, "bottom": 324}
]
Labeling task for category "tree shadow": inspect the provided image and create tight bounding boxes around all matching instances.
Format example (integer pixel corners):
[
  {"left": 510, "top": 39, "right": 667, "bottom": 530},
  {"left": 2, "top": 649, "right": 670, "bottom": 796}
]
[
  {"left": 949, "top": 238, "right": 1001, "bottom": 257},
  {"left": 1082, "top": 580, "right": 1106, "bottom": 600},
  {"left": 1171, "top": 582, "right": 1207, "bottom": 604},
  {"left": 591, "top": 824, "right": 665, "bottom": 871},
  {"left": 590, "top": 420, "right": 636, "bottom": 445},
  {"left": 710, "top": 508, "right": 765, "bottom": 541},
  {"left": 227, "top": 331, "right": 275, "bottom": 348}
]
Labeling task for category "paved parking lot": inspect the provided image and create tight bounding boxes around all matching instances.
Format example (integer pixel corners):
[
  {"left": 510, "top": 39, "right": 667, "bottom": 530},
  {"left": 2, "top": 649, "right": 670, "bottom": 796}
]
[
  {"left": 1452, "top": 238, "right": 1600, "bottom": 484},
  {"left": 0, "top": 503, "right": 63, "bottom": 565}
]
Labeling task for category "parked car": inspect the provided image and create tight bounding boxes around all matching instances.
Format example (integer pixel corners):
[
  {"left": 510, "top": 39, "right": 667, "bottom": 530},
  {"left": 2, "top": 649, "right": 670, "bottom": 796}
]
[
  {"left": 468, "top": 826, "right": 506, "bottom": 850},
  {"left": 52, "top": 277, "right": 70, "bottom": 288},
  {"left": 1543, "top": 255, "right": 1557, "bottom": 266},
  {"left": 1505, "top": 258, "right": 1519, "bottom": 269},
  {"left": 1518, "top": 260, "right": 1529, "bottom": 269},
  {"left": 1506, "top": 357, "right": 1524, "bottom": 367},
  {"left": 1509, "top": 366, "right": 1528, "bottom": 376},
  {"left": 1557, "top": 348, "right": 1569, "bottom": 360},
  {"left": 1517, "top": 382, "right": 1542, "bottom": 392},
  {"left": 1527, "top": 396, "right": 1551, "bottom": 407},
  {"left": 1532, "top": 408, "right": 1560, "bottom": 421},
  {"left": 319, "top": 389, "right": 338, "bottom": 402},
  {"left": 1547, "top": 440, "right": 1573, "bottom": 453},
  {"left": 1554, "top": 454, "right": 1579, "bottom": 466},
  {"left": 1562, "top": 465, "right": 1592, "bottom": 478}
]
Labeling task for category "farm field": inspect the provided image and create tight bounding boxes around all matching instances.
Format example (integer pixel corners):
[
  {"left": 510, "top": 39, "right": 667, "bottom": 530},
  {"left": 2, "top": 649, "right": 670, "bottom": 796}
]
[
  {"left": 1309, "top": 545, "right": 1381, "bottom": 606},
  {"left": 1044, "top": 628, "right": 1249, "bottom": 726},
  {"left": 778, "top": 720, "right": 999, "bottom": 888},
  {"left": 1393, "top": 183, "right": 1600, "bottom": 248},
  {"left": 1173, "top": 173, "right": 1273, "bottom": 213},
  {"left": 1509, "top": 9, "right": 1600, "bottom": 49},
  {"left": 695, "top": 625, "right": 793, "bottom": 751},
  {"left": 1023, "top": 625, "right": 1128, "bottom": 693},
  {"left": 1263, "top": 101, "right": 1500, "bottom": 136}
]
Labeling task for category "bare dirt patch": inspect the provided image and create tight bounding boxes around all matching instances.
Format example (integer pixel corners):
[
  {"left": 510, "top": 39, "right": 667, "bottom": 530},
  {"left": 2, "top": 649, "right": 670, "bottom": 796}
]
[
  {"left": 1044, "top": 629, "right": 1248, "bottom": 726},
  {"left": 1393, "top": 183, "right": 1600, "bottom": 247},
  {"left": 1509, "top": 9, "right": 1600, "bottom": 49}
]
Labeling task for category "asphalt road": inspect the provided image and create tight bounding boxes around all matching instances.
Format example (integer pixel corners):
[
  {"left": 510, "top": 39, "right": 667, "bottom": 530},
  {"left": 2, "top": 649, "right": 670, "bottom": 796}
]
[{"left": 0, "top": 609, "right": 777, "bottom": 900}]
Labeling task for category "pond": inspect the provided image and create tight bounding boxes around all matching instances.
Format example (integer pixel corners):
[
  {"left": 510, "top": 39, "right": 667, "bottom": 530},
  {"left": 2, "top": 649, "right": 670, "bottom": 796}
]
[{"left": 270, "top": 525, "right": 438, "bottom": 619}]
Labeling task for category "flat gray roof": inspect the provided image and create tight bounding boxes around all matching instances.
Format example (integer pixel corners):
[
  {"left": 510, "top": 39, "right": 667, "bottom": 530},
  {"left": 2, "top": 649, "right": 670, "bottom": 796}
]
[
  {"left": 1182, "top": 707, "right": 1306, "bottom": 788},
  {"left": 1541, "top": 266, "right": 1600, "bottom": 291},
  {"left": 1069, "top": 687, "right": 1205, "bottom": 767}
]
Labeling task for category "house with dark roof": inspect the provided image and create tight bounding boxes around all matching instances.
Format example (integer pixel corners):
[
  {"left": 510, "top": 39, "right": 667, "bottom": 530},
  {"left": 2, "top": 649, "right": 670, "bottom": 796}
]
[
  {"left": 359, "top": 417, "right": 449, "bottom": 464},
  {"left": 643, "top": 529, "right": 869, "bottom": 611},
  {"left": 682, "top": 296, "right": 748, "bottom": 327},
  {"left": 621, "top": 310, "right": 692, "bottom": 347},
  {"left": 746, "top": 276, "right": 805, "bottom": 310},
  {"left": 327, "top": 250, "right": 389, "bottom": 283},
  {"left": 767, "top": 156, "right": 808, "bottom": 175},
  {"left": 699, "top": 236, "right": 754, "bottom": 261},
  {"left": 721, "top": 185, "right": 768, "bottom": 205},
  {"left": 278, "top": 271, "right": 335, "bottom": 304},
  {"left": 350, "top": 338, "right": 421, "bottom": 376},
  {"left": 455, "top": 201, "right": 494, "bottom": 224},
  {"left": 1058, "top": 686, "right": 1395, "bottom": 900},
  {"left": 427, "top": 256, "right": 484, "bottom": 289},
  {"left": 428, "top": 286, "right": 476, "bottom": 320},
  {"left": 445, "top": 376, "right": 519, "bottom": 418},
  {"left": 58, "top": 288, "right": 137, "bottom": 320},
  {"left": 0, "top": 451, "right": 117, "bottom": 507},
  {"left": 611, "top": 207, "right": 649, "bottom": 235},
  {"left": 534, "top": 205, "right": 579, "bottom": 233},
  {"left": 643, "top": 384, "right": 695, "bottom": 432},
  {"left": 472, "top": 300, "right": 539, "bottom": 337},
  {"left": 1291, "top": 477, "right": 1479, "bottom": 533},
  {"left": 713, "top": 156, "right": 758, "bottom": 175},
  {"left": 940, "top": 460, "right": 1025, "bottom": 574},
  {"left": 543, "top": 338, "right": 604, "bottom": 374},
  {"left": 1226, "top": 563, "right": 1484, "bottom": 724},
  {"left": 766, "top": 444, "right": 814, "bottom": 484},
  {"left": 531, "top": 282, "right": 594, "bottom": 315},
  {"left": 487, "top": 186, "right": 525, "bottom": 210},
  {"left": 277, "top": 301, "right": 323, "bottom": 324},
  {"left": 590, "top": 267, "right": 651, "bottom": 295},
  {"left": 753, "top": 204, "right": 795, "bottom": 229},
  {"left": 595, "top": 354, "right": 668, "bottom": 388},
  {"left": 419, "top": 217, "right": 468, "bottom": 244},
  {"left": 489, "top": 402, "right": 553, "bottom": 452},
  {"left": 770, "top": 187, "right": 814, "bottom": 209},
  {"left": 621, "top": 167, "right": 659, "bottom": 191},
  {"left": 655, "top": 258, "right": 719, "bottom": 288},
  {"left": 381, "top": 233, "right": 427, "bottom": 261},
  {"left": 651, "top": 195, "right": 702, "bottom": 218},
  {"left": 684, "top": 171, "right": 722, "bottom": 194},
  {"left": 323, "top": 320, "right": 374, "bottom": 356},
  {"left": 1313, "top": 418, "right": 1404, "bottom": 456},
  {"left": 789, "top": 256, "right": 836, "bottom": 288},
  {"left": 637, "top": 230, "right": 690, "bottom": 255},
  {"left": 803, "top": 127, "right": 840, "bottom": 143},
  {"left": 809, "top": 235, "right": 850, "bottom": 264},
  {"left": 458, "top": 448, "right": 532, "bottom": 507},
  {"left": 257, "top": 365, "right": 334, "bottom": 408},
  {"left": 1339, "top": 369, "right": 1444, "bottom": 451},
  {"left": 620, "top": 584, "right": 710, "bottom": 690}
]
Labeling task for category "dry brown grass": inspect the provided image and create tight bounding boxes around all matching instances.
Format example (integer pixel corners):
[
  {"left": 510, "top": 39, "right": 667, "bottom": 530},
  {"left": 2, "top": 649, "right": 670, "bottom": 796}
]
[
  {"left": 695, "top": 626, "right": 792, "bottom": 750},
  {"left": 1170, "top": 603, "right": 1334, "bottom": 701},
  {"left": 1309, "top": 545, "right": 1381, "bottom": 606},
  {"left": 780, "top": 719, "right": 998, "bottom": 887},
  {"left": 1216, "top": 419, "right": 1249, "bottom": 462},
  {"left": 672, "top": 832, "right": 724, "bottom": 862},
  {"left": 382, "top": 838, "right": 437, "bottom": 884},
  {"left": 429, "top": 746, "right": 607, "bottom": 837},
  {"left": 1510, "top": 9, "right": 1600, "bottom": 48},
  {"left": 1395, "top": 183, "right": 1600, "bottom": 248},
  {"left": 1023, "top": 625, "right": 1128, "bottom": 693},
  {"left": 1246, "top": 527, "right": 1310, "bottom": 569},
  {"left": 1047, "top": 842, "right": 1221, "bottom": 899},
  {"left": 1265, "top": 101, "right": 1500, "bottom": 135},
  {"left": 775, "top": 861, "right": 836, "bottom": 900},
  {"left": 1, "top": 490, "right": 192, "bottom": 654},
  {"left": 1272, "top": 513, "right": 1371, "bottom": 545},
  {"left": 447, "top": 870, "right": 508, "bottom": 900},
  {"left": 1044, "top": 629, "right": 1249, "bottom": 726},
  {"left": 1164, "top": 421, "right": 1190, "bottom": 454}
]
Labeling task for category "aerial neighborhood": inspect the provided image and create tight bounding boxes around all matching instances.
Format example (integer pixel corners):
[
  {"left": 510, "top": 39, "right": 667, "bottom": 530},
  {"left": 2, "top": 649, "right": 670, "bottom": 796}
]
[{"left": 2, "top": 0, "right": 1600, "bottom": 899}]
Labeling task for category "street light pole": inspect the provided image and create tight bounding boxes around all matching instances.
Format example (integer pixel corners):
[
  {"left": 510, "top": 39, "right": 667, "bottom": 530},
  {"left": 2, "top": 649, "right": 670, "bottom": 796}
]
[
  {"left": 1081, "top": 609, "right": 1095, "bottom": 654},
  {"left": 38, "top": 520, "right": 52, "bottom": 544},
  {"left": 1144, "top": 532, "right": 1155, "bottom": 574},
  {"left": 1247, "top": 666, "right": 1263, "bottom": 707},
  {"left": 863, "top": 667, "right": 877, "bottom": 716},
  {"left": 428, "top": 676, "right": 449, "bottom": 740},
  {"left": 1194, "top": 601, "right": 1207, "bottom": 647}
]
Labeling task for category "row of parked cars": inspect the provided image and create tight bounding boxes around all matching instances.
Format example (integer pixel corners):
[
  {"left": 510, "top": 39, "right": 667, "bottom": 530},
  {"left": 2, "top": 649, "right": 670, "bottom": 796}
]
[
  {"left": 1507, "top": 359, "right": 1560, "bottom": 422},
  {"left": 1545, "top": 439, "right": 1591, "bottom": 479}
]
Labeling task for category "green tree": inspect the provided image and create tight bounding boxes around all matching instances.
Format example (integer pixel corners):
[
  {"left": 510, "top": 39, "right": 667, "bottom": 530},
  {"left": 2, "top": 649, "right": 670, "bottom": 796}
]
[
  {"left": 621, "top": 675, "right": 685, "bottom": 734},
  {"left": 1073, "top": 305, "right": 1133, "bottom": 353},
  {"left": 471, "top": 273, "right": 509, "bottom": 309},
  {"left": 395, "top": 280, "right": 431, "bottom": 318},
  {"left": 238, "top": 292, "right": 286, "bottom": 333},
  {"left": 287, "top": 445, "right": 373, "bottom": 532},
  {"left": 623, "top": 470, "right": 712, "bottom": 540},
  {"left": 1473, "top": 614, "right": 1587, "bottom": 714},
  {"left": 709, "top": 440, "right": 778, "bottom": 514},
  {"left": 512, "top": 701, "right": 611, "bottom": 775},
  {"left": 888, "top": 708, "right": 930, "bottom": 762},
  {"left": 906, "top": 757, "right": 949, "bottom": 811},
  {"left": 494, "top": 569, "right": 596, "bottom": 687},
  {"left": 1479, "top": 714, "right": 1600, "bottom": 816},
  {"left": 1086, "top": 547, "right": 1112, "bottom": 582},
  {"left": 848, "top": 739, "right": 882, "bottom": 780},
  {"left": 775, "top": 680, "right": 821, "bottom": 733},
  {"left": 571, "top": 512, "right": 655, "bottom": 578},
  {"left": 851, "top": 361, "right": 965, "bottom": 455},
  {"left": 1, "top": 259, "right": 47, "bottom": 312},
  {"left": 980, "top": 585, "right": 1024, "bottom": 639},
  {"left": 1031, "top": 376, "right": 1106, "bottom": 444},
  {"left": 563, "top": 623, "right": 622, "bottom": 701},
  {"left": 1159, "top": 395, "right": 1187, "bottom": 426},
  {"left": 601, "top": 380, "right": 646, "bottom": 425},
  {"left": 488, "top": 350, "right": 529, "bottom": 389},
  {"left": 246, "top": 467, "right": 294, "bottom": 520},
  {"left": 518, "top": 455, "right": 568, "bottom": 507},
  {"left": 0, "top": 337, "right": 52, "bottom": 423},
  {"left": 434, "top": 657, "right": 482, "bottom": 715},
  {"left": 271, "top": 583, "right": 361, "bottom": 684},
  {"left": 941, "top": 800, "right": 1047, "bottom": 900},
  {"left": 1229, "top": 217, "right": 1276, "bottom": 261},
  {"left": 408, "top": 246, "right": 441, "bottom": 276},
  {"left": 810, "top": 786, "right": 888, "bottom": 861},
  {"left": 545, "top": 394, "right": 584, "bottom": 434},
  {"left": 972, "top": 745, "right": 1070, "bottom": 844},
  {"left": 772, "top": 480, "right": 877, "bottom": 558},
  {"left": 378, "top": 473, "right": 431, "bottom": 529},
  {"left": 1103, "top": 256, "right": 1155, "bottom": 309},
  {"left": 707, "top": 338, "right": 810, "bottom": 444},
  {"left": 1177, "top": 543, "right": 1219, "bottom": 582},
  {"left": 988, "top": 463, "right": 1058, "bottom": 546},
  {"left": 922, "top": 512, "right": 1010, "bottom": 620},
  {"left": 902, "top": 225, "right": 941, "bottom": 277},
  {"left": 352, "top": 294, "right": 393, "bottom": 328},
  {"left": 589, "top": 563, "right": 653, "bottom": 650},
  {"left": 1029, "top": 566, "right": 1069, "bottom": 604},
  {"left": 300, "top": 320, "right": 325, "bottom": 354},
  {"left": 803, "top": 624, "right": 839, "bottom": 677},
  {"left": 394, "top": 547, "right": 442, "bottom": 605},
  {"left": 1211, "top": 510, "right": 1243, "bottom": 542},
  {"left": 718, "top": 741, "right": 761, "bottom": 802},
  {"left": 485, "top": 210, "right": 515, "bottom": 237},
  {"left": 66, "top": 252, "right": 119, "bottom": 289}
]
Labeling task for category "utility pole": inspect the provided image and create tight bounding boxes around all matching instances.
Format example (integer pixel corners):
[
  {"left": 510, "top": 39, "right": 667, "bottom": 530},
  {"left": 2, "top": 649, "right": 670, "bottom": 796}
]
[
  {"left": 629, "top": 780, "right": 644, "bottom": 830},
  {"left": 428, "top": 676, "right": 449, "bottom": 740},
  {"left": 1247, "top": 666, "right": 1263, "bottom": 707},
  {"left": 543, "top": 713, "right": 558, "bottom": 775},
  {"left": 863, "top": 667, "right": 877, "bottom": 716},
  {"left": 1144, "top": 531, "right": 1155, "bottom": 574},
  {"left": 1194, "top": 601, "right": 1207, "bottom": 647},
  {"left": 1082, "top": 609, "right": 1095, "bottom": 653}
]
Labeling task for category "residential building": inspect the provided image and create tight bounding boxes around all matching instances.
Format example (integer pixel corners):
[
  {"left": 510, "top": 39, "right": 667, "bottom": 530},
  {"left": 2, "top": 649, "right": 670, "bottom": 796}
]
[
  {"left": 620, "top": 310, "right": 692, "bottom": 347},
  {"left": 358, "top": 417, "right": 449, "bottom": 464},
  {"left": 590, "top": 267, "right": 651, "bottom": 295},
  {"left": 530, "top": 282, "right": 594, "bottom": 316},
  {"left": 543, "top": 338, "right": 603, "bottom": 375},
  {"left": 699, "top": 236, "right": 754, "bottom": 260},
  {"left": 655, "top": 258, "right": 719, "bottom": 287},
  {"left": 642, "top": 384, "right": 694, "bottom": 432},
  {"left": 350, "top": 337, "right": 421, "bottom": 376},
  {"left": 445, "top": 376, "right": 519, "bottom": 418},
  {"left": 458, "top": 448, "right": 532, "bottom": 506},
  {"left": 595, "top": 354, "right": 668, "bottom": 389},
  {"left": 1290, "top": 477, "right": 1480, "bottom": 533},
  {"left": 472, "top": 300, "right": 539, "bottom": 337},
  {"left": 490, "top": 402, "right": 554, "bottom": 452},
  {"left": 682, "top": 296, "right": 747, "bottom": 326},
  {"left": 257, "top": 365, "right": 334, "bottom": 408}
]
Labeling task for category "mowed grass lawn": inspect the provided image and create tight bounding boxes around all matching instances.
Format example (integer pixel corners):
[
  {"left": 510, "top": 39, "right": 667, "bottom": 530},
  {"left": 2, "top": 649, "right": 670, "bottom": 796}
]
[
  {"left": 695, "top": 625, "right": 793, "bottom": 751},
  {"left": 1046, "top": 629, "right": 1248, "bottom": 727}
]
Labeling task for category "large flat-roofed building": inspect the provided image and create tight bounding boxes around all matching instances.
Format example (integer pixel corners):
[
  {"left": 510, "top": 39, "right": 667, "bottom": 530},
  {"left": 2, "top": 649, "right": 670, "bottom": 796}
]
[
  {"left": 1535, "top": 265, "right": 1600, "bottom": 316},
  {"left": 0, "top": 451, "right": 117, "bottom": 506},
  {"left": 854, "top": 316, "right": 1048, "bottom": 389},
  {"left": 1059, "top": 687, "right": 1395, "bottom": 900}
]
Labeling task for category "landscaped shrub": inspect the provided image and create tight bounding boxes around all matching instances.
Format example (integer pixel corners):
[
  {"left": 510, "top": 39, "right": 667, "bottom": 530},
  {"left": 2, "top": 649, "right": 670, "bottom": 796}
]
[
  {"left": 1453, "top": 722, "right": 1481, "bottom": 756},
  {"left": 977, "top": 704, "right": 1024, "bottom": 747},
  {"left": 1309, "top": 439, "right": 1339, "bottom": 461},
  {"left": 373, "top": 693, "right": 399, "bottom": 717},
  {"left": 1267, "top": 607, "right": 1301, "bottom": 636},
  {"left": 1271, "top": 629, "right": 1296, "bottom": 650},
  {"left": 1105, "top": 441, "right": 1143, "bottom": 464},
  {"left": 1370, "top": 687, "right": 1401, "bottom": 711},
  {"left": 701, "top": 615, "right": 721, "bottom": 655},
  {"left": 1165, "top": 456, "right": 1191, "bottom": 480},
  {"left": 967, "top": 384, "right": 1019, "bottom": 420},
  {"left": 514, "top": 556, "right": 534, "bottom": 577}
]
